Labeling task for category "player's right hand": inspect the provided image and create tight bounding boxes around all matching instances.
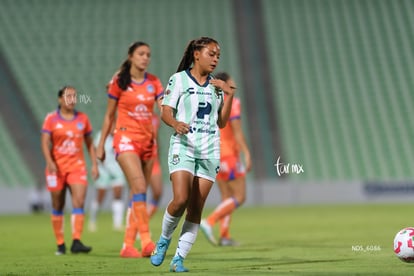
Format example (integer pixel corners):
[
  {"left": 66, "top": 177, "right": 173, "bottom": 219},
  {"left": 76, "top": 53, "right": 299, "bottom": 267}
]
[
  {"left": 96, "top": 146, "right": 106, "bottom": 162},
  {"left": 173, "top": 121, "right": 190, "bottom": 135},
  {"left": 47, "top": 161, "right": 57, "bottom": 174}
]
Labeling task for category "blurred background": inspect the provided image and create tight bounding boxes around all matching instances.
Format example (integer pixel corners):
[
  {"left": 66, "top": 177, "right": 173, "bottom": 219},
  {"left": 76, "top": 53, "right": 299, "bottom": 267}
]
[{"left": 0, "top": 0, "right": 413, "bottom": 214}]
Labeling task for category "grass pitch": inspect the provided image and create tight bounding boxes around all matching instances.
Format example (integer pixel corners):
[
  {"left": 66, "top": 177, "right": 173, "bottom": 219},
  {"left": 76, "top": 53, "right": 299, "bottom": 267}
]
[{"left": 0, "top": 204, "right": 413, "bottom": 275}]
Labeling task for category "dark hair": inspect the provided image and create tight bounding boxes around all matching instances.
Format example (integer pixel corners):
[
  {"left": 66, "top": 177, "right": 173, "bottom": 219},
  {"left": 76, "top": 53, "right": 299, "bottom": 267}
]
[
  {"left": 117, "top": 41, "right": 149, "bottom": 90},
  {"left": 177, "top": 37, "right": 219, "bottom": 72},
  {"left": 214, "top": 72, "right": 231, "bottom": 82},
  {"left": 58, "top": 85, "right": 75, "bottom": 97}
]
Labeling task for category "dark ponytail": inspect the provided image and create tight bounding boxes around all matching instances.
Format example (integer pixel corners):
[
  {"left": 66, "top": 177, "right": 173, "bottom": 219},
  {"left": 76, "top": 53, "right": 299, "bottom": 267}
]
[
  {"left": 117, "top": 41, "right": 149, "bottom": 90},
  {"left": 176, "top": 37, "right": 219, "bottom": 72}
]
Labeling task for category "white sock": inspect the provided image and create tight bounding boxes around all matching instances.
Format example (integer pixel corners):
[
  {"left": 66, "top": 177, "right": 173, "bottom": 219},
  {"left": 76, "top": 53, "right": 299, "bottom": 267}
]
[
  {"left": 89, "top": 200, "right": 99, "bottom": 223},
  {"left": 112, "top": 199, "right": 124, "bottom": 229},
  {"left": 161, "top": 209, "right": 181, "bottom": 240},
  {"left": 175, "top": 220, "right": 199, "bottom": 259}
]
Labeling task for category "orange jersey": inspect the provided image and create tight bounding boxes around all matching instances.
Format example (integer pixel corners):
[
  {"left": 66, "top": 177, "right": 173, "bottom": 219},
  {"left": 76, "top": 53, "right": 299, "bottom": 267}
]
[
  {"left": 107, "top": 73, "right": 164, "bottom": 143},
  {"left": 220, "top": 97, "right": 242, "bottom": 158},
  {"left": 41, "top": 109, "right": 93, "bottom": 173}
]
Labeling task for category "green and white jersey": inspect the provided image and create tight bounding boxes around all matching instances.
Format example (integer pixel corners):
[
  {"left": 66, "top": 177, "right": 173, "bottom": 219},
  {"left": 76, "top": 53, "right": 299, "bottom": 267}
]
[{"left": 162, "top": 69, "right": 224, "bottom": 159}]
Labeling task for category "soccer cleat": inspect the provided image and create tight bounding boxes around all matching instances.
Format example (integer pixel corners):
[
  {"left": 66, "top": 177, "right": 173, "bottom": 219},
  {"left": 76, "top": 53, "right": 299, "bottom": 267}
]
[
  {"left": 70, "top": 239, "right": 92, "bottom": 254},
  {"left": 141, "top": 241, "right": 156, "bottom": 257},
  {"left": 219, "top": 237, "right": 240, "bottom": 247},
  {"left": 169, "top": 255, "right": 189, "bottom": 272},
  {"left": 150, "top": 236, "right": 171, "bottom": 266},
  {"left": 120, "top": 246, "right": 142, "bottom": 258},
  {"left": 55, "top": 243, "right": 66, "bottom": 256},
  {"left": 200, "top": 219, "right": 217, "bottom": 246}
]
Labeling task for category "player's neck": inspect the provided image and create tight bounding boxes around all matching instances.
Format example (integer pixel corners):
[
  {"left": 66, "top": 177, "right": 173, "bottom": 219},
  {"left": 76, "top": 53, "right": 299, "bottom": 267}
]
[
  {"left": 130, "top": 68, "right": 145, "bottom": 83},
  {"left": 189, "top": 68, "right": 208, "bottom": 85},
  {"left": 59, "top": 108, "right": 75, "bottom": 120}
]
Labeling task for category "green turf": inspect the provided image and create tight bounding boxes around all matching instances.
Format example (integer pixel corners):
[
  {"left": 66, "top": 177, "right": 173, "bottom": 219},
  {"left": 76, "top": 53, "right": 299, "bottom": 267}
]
[{"left": 0, "top": 204, "right": 413, "bottom": 275}]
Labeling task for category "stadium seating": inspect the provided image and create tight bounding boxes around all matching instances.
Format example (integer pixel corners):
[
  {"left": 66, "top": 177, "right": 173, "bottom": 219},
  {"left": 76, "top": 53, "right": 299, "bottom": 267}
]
[
  {"left": 0, "top": 0, "right": 242, "bottom": 186},
  {"left": 1, "top": 0, "right": 413, "bottom": 187},
  {"left": 0, "top": 117, "right": 34, "bottom": 187},
  {"left": 262, "top": 0, "right": 414, "bottom": 180}
]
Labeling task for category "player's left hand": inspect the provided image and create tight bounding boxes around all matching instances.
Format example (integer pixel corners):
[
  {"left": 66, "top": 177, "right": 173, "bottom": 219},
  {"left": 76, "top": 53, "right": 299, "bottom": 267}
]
[{"left": 209, "top": 79, "right": 235, "bottom": 96}]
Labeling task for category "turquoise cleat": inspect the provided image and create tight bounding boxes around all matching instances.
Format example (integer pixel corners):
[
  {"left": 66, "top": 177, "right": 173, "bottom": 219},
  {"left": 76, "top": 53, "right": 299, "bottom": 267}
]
[
  {"left": 150, "top": 236, "right": 171, "bottom": 266},
  {"left": 169, "top": 255, "right": 189, "bottom": 272}
]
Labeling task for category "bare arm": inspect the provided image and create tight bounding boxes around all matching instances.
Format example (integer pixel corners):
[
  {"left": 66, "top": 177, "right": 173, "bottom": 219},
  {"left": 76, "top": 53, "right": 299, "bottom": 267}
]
[
  {"left": 161, "top": 105, "right": 190, "bottom": 135},
  {"left": 85, "top": 134, "right": 99, "bottom": 180},
  {"left": 230, "top": 119, "right": 252, "bottom": 172},
  {"left": 209, "top": 79, "right": 235, "bottom": 128},
  {"left": 41, "top": 132, "right": 57, "bottom": 173},
  {"left": 96, "top": 98, "right": 117, "bottom": 161}
]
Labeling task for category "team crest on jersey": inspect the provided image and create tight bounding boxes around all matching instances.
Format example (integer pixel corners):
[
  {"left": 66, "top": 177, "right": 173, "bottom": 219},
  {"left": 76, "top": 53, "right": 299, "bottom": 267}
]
[
  {"left": 171, "top": 154, "right": 180, "bottom": 165},
  {"left": 147, "top": 84, "right": 154, "bottom": 93},
  {"left": 77, "top": 122, "right": 84, "bottom": 130}
]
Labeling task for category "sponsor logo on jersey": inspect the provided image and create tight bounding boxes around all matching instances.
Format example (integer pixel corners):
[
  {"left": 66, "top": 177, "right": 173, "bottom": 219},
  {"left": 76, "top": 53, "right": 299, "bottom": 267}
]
[{"left": 147, "top": 84, "right": 154, "bottom": 93}]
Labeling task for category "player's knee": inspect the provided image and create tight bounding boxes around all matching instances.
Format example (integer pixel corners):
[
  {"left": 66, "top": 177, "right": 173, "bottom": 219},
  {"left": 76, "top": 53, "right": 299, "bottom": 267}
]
[{"left": 234, "top": 194, "right": 246, "bottom": 206}]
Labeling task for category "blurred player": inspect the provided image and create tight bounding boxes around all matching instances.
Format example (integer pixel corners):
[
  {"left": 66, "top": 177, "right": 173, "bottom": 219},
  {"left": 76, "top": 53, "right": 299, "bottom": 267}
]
[
  {"left": 96, "top": 41, "right": 163, "bottom": 258},
  {"left": 41, "top": 85, "right": 98, "bottom": 255},
  {"left": 88, "top": 123, "right": 126, "bottom": 232},
  {"left": 135, "top": 113, "right": 163, "bottom": 241},
  {"left": 147, "top": 113, "right": 163, "bottom": 218},
  {"left": 200, "top": 72, "right": 251, "bottom": 246},
  {"left": 150, "top": 37, "right": 235, "bottom": 272}
]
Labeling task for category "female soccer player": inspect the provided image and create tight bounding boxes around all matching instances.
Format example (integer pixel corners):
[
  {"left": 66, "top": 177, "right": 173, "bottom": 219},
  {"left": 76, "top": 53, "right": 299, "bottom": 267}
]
[
  {"left": 150, "top": 37, "right": 235, "bottom": 272},
  {"left": 41, "top": 85, "right": 98, "bottom": 255},
  {"left": 88, "top": 123, "right": 126, "bottom": 232},
  {"left": 200, "top": 72, "right": 252, "bottom": 246},
  {"left": 96, "top": 41, "right": 164, "bottom": 258}
]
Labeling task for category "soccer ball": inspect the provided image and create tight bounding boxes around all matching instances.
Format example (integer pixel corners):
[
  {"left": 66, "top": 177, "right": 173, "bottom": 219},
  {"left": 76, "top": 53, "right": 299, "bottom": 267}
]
[{"left": 394, "top": 227, "right": 414, "bottom": 263}]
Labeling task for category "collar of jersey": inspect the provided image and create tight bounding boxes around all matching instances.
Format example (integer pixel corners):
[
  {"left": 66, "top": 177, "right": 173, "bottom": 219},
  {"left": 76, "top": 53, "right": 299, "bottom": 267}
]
[
  {"left": 131, "top": 72, "right": 147, "bottom": 85},
  {"left": 185, "top": 69, "right": 212, "bottom": 87},
  {"left": 56, "top": 107, "right": 78, "bottom": 121}
]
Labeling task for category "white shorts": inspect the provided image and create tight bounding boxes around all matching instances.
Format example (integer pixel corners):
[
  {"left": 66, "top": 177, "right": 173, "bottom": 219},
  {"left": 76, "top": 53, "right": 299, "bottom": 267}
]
[{"left": 94, "top": 162, "right": 126, "bottom": 189}]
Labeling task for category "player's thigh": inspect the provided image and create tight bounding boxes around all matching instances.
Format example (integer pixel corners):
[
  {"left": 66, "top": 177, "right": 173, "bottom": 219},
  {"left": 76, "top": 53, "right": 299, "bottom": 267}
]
[
  {"left": 217, "top": 179, "right": 232, "bottom": 199},
  {"left": 228, "top": 176, "right": 246, "bottom": 202},
  {"left": 117, "top": 152, "right": 145, "bottom": 193},
  {"left": 186, "top": 176, "right": 214, "bottom": 222},
  {"left": 66, "top": 169, "right": 88, "bottom": 207},
  {"left": 150, "top": 173, "right": 163, "bottom": 199}
]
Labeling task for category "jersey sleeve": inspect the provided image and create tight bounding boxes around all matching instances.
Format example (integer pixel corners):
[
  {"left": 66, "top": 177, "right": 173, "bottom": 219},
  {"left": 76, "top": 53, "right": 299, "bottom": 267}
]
[
  {"left": 41, "top": 113, "right": 53, "bottom": 134},
  {"left": 154, "top": 76, "right": 164, "bottom": 100},
  {"left": 229, "top": 97, "right": 241, "bottom": 121},
  {"left": 84, "top": 115, "right": 93, "bottom": 136},
  {"left": 107, "top": 76, "right": 122, "bottom": 100},
  {"left": 162, "top": 73, "right": 181, "bottom": 109}
]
